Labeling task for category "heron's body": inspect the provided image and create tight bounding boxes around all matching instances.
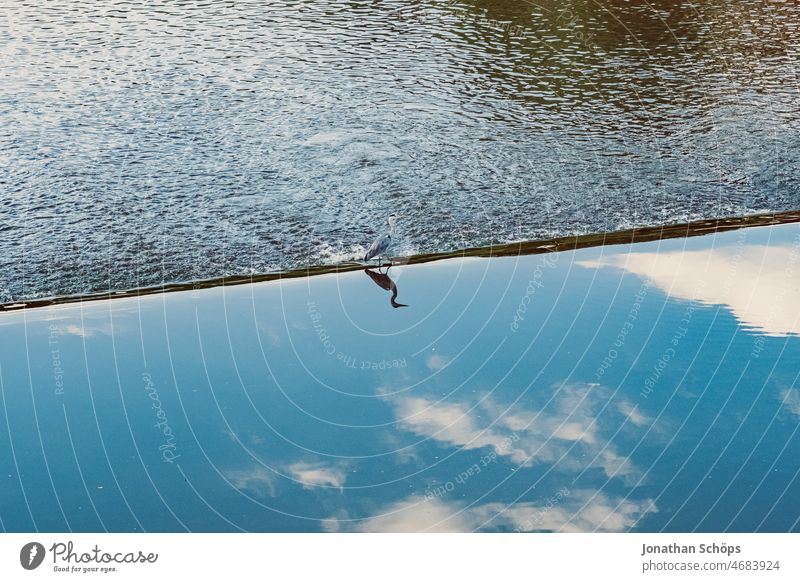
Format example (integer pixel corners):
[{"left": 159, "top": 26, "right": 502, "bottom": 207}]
[
  {"left": 364, "top": 232, "right": 391, "bottom": 261},
  {"left": 363, "top": 217, "right": 397, "bottom": 262}
]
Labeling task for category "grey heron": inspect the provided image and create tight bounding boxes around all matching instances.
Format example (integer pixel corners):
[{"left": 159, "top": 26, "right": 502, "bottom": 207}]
[
  {"left": 363, "top": 216, "right": 397, "bottom": 263},
  {"left": 365, "top": 266, "right": 407, "bottom": 308}
]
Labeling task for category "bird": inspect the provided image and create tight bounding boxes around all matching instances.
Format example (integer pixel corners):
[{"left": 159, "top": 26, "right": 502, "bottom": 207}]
[
  {"left": 363, "top": 216, "right": 397, "bottom": 264},
  {"left": 365, "top": 266, "right": 407, "bottom": 308}
]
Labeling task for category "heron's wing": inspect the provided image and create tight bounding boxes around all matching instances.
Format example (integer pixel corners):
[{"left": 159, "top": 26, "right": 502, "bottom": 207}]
[{"left": 364, "top": 233, "right": 391, "bottom": 260}]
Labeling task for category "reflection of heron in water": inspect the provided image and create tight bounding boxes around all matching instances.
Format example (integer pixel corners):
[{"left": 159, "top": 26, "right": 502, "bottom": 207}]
[
  {"left": 365, "top": 266, "right": 407, "bottom": 308},
  {"left": 363, "top": 216, "right": 397, "bottom": 264}
]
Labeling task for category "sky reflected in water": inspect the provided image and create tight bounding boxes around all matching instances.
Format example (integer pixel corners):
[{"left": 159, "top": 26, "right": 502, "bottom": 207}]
[{"left": 1, "top": 224, "right": 799, "bottom": 532}]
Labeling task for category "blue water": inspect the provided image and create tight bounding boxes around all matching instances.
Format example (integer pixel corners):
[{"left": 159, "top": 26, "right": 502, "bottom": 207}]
[
  {"left": 1, "top": 0, "right": 799, "bottom": 301},
  {"left": 1, "top": 222, "right": 798, "bottom": 532}
]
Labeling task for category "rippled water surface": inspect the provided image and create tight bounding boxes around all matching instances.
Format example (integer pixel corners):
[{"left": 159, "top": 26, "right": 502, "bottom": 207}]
[{"left": 1, "top": 0, "right": 799, "bottom": 300}]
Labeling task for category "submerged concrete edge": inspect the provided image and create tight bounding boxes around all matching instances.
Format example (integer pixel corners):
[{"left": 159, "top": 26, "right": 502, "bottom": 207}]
[{"left": 4, "top": 209, "right": 800, "bottom": 313}]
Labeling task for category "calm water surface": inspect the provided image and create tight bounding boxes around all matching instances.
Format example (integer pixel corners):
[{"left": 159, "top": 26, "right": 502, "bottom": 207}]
[
  {"left": 1, "top": 0, "right": 799, "bottom": 300},
  {"left": 0, "top": 223, "right": 798, "bottom": 532}
]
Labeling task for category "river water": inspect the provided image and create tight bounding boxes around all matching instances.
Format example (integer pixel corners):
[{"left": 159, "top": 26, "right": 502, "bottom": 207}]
[
  {"left": 2, "top": 221, "right": 799, "bottom": 532},
  {"left": 1, "top": 0, "right": 799, "bottom": 300}
]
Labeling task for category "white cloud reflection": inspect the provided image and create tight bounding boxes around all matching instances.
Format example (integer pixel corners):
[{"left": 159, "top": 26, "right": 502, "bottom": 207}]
[
  {"left": 288, "top": 461, "right": 347, "bottom": 491},
  {"left": 226, "top": 381, "right": 653, "bottom": 532},
  {"left": 386, "top": 383, "right": 638, "bottom": 481},
  {"left": 618, "top": 401, "right": 650, "bottom": 427},
  {"left": 326, "top": 489, "right": 655, "bottom": 533},
  {"left": 227, "top": 460, "right": 348, "bottom": 498},
  {"left": 62, "top": 324, "right": 96, "bottom": 338},
  {"left": 578, "top": 243, "right": 800, "bottom": 337},
  {"left": 779, "top": 388, "right": 800, "bottom": 419},
  {"left": 426, "top": 353, "right": 449, "bottom": 370}
]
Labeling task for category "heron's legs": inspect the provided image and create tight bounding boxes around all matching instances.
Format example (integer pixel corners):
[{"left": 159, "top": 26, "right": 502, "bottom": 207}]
[{"left": 371, "top": 255, "right": 392, "bottom": 271}]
